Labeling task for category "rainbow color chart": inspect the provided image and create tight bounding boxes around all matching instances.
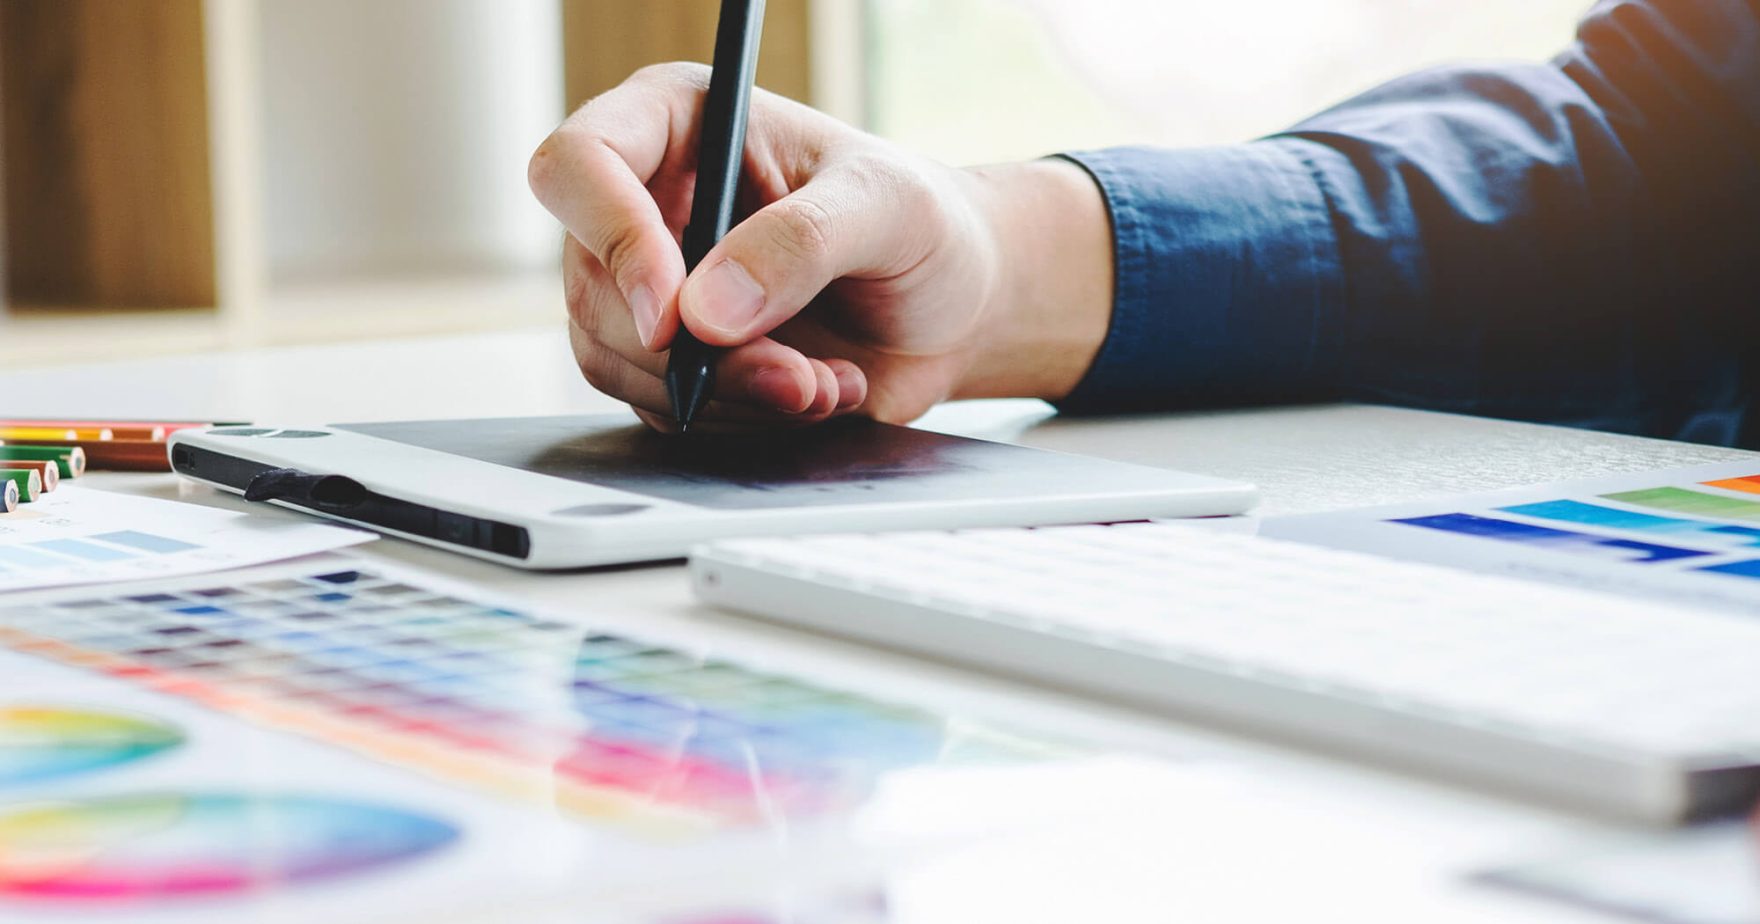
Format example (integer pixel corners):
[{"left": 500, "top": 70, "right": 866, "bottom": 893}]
[
  {"left": 1394, "top": 475, "right": 1760, "bottom": 581},
  {"left": 1263, "top": 462, "right": 1760, "bottom": 611},
  {"left": 0, "top": 706, "right": 183, "bottom": 787},
  {"left": 0, "top": 560, "right": 1046, "bottom": 846},
  {"left": 0, "top": 793, "right": 457, "bottom": 901}
]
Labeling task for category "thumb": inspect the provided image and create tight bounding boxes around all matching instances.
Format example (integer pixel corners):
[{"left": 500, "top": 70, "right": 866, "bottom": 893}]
[{"left": 679, "top": 174, "right": 910, "bottom": 346}]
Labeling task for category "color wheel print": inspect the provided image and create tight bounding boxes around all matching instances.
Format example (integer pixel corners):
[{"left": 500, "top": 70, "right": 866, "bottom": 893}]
[
  {"left": 0, "top": 706, "right": 183, "bottom": 787},
  {"left": 0, "top": 793, "right": 459, "bottom": 901}
]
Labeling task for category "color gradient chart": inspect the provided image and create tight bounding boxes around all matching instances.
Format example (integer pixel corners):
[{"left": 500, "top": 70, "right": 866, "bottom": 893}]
[
  {"left": 0, "top": 561, "right": 1049, "bottom": 840},
  {"left": 0, "top": 793, "right": 457, "bottom": 902},
  {"left": 0, "top": 706, "right": 183, "bottom": 787},
  {"left": 1390, "top": 490, "right": 1760, "bottom": 583},
  {"left": 1260, "top": 462, "right": 1760, "bottom": 611}
]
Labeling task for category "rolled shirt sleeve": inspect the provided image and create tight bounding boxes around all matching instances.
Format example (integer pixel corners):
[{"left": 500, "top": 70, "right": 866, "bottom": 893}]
[
  {"left": 1056, "top": 0, "right": 1760, "bottom": 446},
  {"left": 1058, "top": 143, "right": 1342, "bottom": 413}
]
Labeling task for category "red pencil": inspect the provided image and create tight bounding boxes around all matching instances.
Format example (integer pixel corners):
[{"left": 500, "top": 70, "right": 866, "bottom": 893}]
[{"left": 2, "top": 459, "right": 60, "bottom": 492}]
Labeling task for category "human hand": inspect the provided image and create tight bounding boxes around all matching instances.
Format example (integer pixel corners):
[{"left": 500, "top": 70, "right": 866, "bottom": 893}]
[{"left": 529, "top": 63, "right": 1113, "bottom": 431}]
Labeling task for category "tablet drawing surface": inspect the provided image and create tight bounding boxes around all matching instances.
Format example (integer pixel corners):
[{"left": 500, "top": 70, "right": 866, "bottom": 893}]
[{"left": 340, "top": 415, "right": 1157, "bottom": 510}]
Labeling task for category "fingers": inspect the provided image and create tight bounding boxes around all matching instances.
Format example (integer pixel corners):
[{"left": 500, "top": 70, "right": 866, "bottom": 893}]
[
  {"left": 540, "top": 63, "right": 901, "bottom": 429},
  {"left": 569, "top": 236, "right": 872, "bottom": 420},
  {"left": 531, "top": 67, "right": 706, "bottom": 350},
  {"left": 630, "top": 370, "right": 858, "bottom": 434},
  {"left": 570, "top": 310, "right": 866, "bottom": 424},
  {"left": 824, "top": 357, "right": 869, "bottom": 410},
  {"left": 679, "top": 161, "right": 931, "bottom": 348},
  {"left": 564, "top": 234, "right": 641, "bottom": 343},
  {"left": 535, "top": 62, "right": 921, "bottom": 364}
]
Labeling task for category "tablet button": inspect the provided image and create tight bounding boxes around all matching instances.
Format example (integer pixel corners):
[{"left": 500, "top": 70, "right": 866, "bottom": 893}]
[
  {"left": 267, "top": 430, "right": 331, "bottom": 439},
  {"left": 436, "top": 512, "right": 475, "bottom": 545},
  {"left": 552, "top": 503, "right": 652, "bottom": 517},
  {"left": 210, "top": 428, "right": 275, "bottom": 437}
]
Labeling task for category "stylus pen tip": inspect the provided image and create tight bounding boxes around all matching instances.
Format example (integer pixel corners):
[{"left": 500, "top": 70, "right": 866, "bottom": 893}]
[{"left": 666, "top": 365, "right": 714, "bottom": 435}]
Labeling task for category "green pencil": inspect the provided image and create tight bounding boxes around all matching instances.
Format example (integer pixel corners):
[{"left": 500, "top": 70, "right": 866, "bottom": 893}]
[
  {"left": 0, "top": 479, "right": 15, "bottom": 513},
  {"left": 0, "top": 468, "right": 42, "bottom": 503},
  {"left": 0, "top": 445, "right": 87, "bottom": 478}
]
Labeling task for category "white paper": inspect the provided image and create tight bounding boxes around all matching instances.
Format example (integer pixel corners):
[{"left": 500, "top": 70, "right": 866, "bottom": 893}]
[
  {"left": 1476, "top": 821, "right": 1760, "bottom": 924},
  {"left": 1262, "top": 461, "right": 1760, "bottom": 614},
  {"left": 0, "top": 485, "right": 372, "bottom": 593}
]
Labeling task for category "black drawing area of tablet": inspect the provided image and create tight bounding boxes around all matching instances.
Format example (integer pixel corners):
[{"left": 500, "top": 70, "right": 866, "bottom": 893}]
[{"left": 337, "top": 415, "right": 1167, "bottom": 511}]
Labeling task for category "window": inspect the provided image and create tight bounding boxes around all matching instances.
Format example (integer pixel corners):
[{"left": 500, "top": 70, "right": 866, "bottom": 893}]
[{"left": 865, "top": 0, "right": 1591, "bottom": 164}]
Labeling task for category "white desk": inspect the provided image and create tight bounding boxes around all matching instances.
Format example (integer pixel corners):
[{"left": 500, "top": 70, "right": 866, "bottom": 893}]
[{"left": 5, "top": 327, "right": 1753, "bottom": 923}]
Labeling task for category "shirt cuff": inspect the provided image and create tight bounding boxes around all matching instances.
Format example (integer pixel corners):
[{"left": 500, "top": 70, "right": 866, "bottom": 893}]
[{"left": 1055, "top": 142, "right": 1344, "bottom": 414}]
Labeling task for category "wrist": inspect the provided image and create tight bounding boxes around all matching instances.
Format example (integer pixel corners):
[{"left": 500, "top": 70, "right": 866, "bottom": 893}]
[{"left": 956, "top": 157, "right": 1114, "bottom": 402}]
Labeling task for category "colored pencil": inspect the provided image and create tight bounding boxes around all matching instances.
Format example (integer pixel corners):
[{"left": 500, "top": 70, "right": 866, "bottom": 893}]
[
  {"left": 3, "top": 459, "right": 59, "bottom": 492},
  {"left": 1, "top": 469, "right": 42, "bottom": 502},
  {"left": 0, "top": 426, "right": 115, "bottom": 443},
  {"left": 0, "top": 419, "right": 240, "bottom": 435},
  {"left": 0, "top": 445, "right": 87, "bottom": 478},
  {"left": 4, "top": 438, "right": 171, "bottom": 472},
  {"left": 95, "top": 425, "right": 167, "bottom": 441},
  {"left": 0, "top": 479, "right": 15, "bottom": 513}
]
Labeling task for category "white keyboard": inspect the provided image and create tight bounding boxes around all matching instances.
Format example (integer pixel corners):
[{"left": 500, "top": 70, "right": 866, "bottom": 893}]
[{"left": 690, "top": 523, "right": 1760, "bottom": 823}]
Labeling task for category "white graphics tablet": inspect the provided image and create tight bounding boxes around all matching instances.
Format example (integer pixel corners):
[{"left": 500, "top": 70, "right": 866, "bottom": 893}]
[{"left": 168, "top": 415, "right": 1256, "bottom": 568}]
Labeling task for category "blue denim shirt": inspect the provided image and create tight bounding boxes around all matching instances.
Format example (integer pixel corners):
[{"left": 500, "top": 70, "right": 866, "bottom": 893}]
[{"left": 1061, "top": 0, "right": 1760, "bottom": 447}]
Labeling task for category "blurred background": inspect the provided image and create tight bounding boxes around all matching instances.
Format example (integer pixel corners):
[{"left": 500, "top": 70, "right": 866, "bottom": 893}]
[{"left": 0, "top": 0, "right": 1587, "bottom": 368}]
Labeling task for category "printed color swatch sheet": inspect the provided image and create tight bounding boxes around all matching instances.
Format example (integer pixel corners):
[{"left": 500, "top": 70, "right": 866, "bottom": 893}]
[
  {"left": 0, "top": 555, "right": 1139, "bottom": 924},
  {"left": 1263, "top": 461, "right": 1760, "bottom": 612},
  {"left": 0, "top": 486, "right": 371, "bottom": 593}
]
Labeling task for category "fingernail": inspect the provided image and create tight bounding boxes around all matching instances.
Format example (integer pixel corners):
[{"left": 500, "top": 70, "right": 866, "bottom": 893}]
[
  {"left": 628, "top": 284, "right": 662, "bottom": 349},
  {"left": 833, "top": 365, "right": 863, "bottom": 408},
  {"left": 808, "top": 364, "right": 838, "bottom": 415},
  {"left": 751, "top": 366, "right": 808, "bottom": 413},
  {"left": 690, "top": 260, "right": 765, "bottom": 336}
]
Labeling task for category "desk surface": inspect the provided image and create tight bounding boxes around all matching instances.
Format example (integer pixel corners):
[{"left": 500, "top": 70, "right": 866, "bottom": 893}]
[{"left": 5, "top": 327, "right": 1753, "bottom": 923}]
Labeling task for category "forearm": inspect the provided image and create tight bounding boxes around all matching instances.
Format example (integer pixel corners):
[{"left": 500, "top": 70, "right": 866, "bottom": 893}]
[{"left": 955, "top": 158, "right": 1114, "bottom": 403}]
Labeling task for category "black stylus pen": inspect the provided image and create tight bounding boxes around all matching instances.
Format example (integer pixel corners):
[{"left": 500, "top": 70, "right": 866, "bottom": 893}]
[{"left": 666, "top": 0, "right": 766, "bottom": 433}]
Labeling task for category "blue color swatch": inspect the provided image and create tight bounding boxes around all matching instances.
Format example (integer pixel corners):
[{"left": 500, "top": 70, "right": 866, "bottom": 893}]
[
  {"left": 1, "top": 529, "right": 213, "bottom": 570},
  {"left": 1699, "top": 560, "right": 1760, "bottom": 580},
  {"left": 31, "top": 540, "right": 134, "bottom": 563},
  {"left": 1391, "top": 513, "right": 1710, "bottom": 563},
  {"left": 93, "top": 531, "right": 201, "bottom": 554},
  {"left": 0, "top": 547, "right": 64, "bottom": 569}
]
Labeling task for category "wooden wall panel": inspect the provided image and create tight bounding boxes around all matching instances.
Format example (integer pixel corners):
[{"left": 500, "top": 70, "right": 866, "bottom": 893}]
[
  {"left": 562, "top": 0, "right": 813, "bottom": 110},
  {"left": 0, "top": 0, "right": 216, "bottom": 309}
]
